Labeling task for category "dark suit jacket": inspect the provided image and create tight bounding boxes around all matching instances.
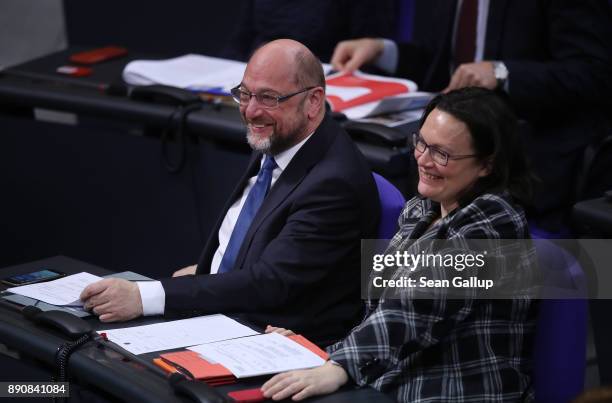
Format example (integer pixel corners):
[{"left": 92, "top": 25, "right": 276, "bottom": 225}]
[
  {"left": 221, "top": 0, "right": 396, "bottom": 63},
  {"left": 396, "top": 0, "right": 612, "bottom": 230},
  {"left": 161, "top": 114, "right": 380, "bottom": 346}
]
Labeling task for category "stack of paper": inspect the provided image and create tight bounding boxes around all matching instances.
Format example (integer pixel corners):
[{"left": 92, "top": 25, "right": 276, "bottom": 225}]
[
  {"left": 122, "top": 54, "right": 247, "bottom": 95},
  {"left": 187, "top": 332, "right": 328, "bottom": 379},
  {"left": 325, "top": 71, "right": 433, "bottom": 119},
  {"left": 6, "top": 272, "right": 102, "bottom": 307},
  {"left": 156, "top": 333, "right": 328, "bottom": 384},
  {"left": 99, "top": 314, "right": 259, "bottom": 355}
]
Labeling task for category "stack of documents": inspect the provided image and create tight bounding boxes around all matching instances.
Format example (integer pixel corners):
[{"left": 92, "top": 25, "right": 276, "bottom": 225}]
[
  {"left": 123, "top": 54, "right": 247, "bottom": 95},
  {"left": 6, "top": 272, "right": 102, "bottom": 307},
  {"left": 157, "top": 333, "right": 328, "bottom": 384},
  {"left": 99, "top": 314, "right": 258, "bottom": 355},
  {"left": 326, "top": 71, "right": 433, "bottom": 119}
]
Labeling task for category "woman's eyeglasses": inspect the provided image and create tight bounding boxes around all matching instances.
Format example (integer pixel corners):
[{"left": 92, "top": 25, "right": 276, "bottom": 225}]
[{"left": 412, "top": 133, "right": 479, "bottom": 166}]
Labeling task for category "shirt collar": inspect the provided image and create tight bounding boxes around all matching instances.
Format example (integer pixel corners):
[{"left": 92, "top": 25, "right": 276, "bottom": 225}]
[{"left": 264, "top": 131, "right": 314, "bottom": 172}]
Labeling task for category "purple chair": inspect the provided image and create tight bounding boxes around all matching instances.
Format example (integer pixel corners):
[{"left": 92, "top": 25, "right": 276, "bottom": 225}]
[
  {"left": 372, "top": 173, "right": 406, "bottom": 239},
  {"left": 533, "top": 238, "right": 588, "bottom": 403}
]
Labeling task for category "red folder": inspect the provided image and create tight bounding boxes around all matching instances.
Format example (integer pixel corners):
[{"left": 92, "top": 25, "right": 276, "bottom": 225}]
[
  {"left": 158, "top": 334, "right": 328, "bottom": 385},
  {"left": 325, "top": 72, "right": 412, "bottom": 112},
  {"left": 159, "top": 350, "right": 235, "bottom": 385}
]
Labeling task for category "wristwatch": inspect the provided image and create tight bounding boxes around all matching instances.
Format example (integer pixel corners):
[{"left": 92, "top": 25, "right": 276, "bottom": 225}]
[{"left": 493, "top": 61, "right": 508, "bottom": 90}]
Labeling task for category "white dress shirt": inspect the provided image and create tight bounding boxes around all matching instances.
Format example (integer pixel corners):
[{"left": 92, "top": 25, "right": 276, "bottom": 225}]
[{"left": 137, "top": 134, "right": 313, "bottom": 316}]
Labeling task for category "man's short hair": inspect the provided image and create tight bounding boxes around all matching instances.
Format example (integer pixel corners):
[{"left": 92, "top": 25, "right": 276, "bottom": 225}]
[{"left": 294, "top": 49, "right": 325, "bottom": 91}]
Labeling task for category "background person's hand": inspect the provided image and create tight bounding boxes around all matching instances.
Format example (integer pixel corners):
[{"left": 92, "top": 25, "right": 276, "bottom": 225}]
[
  {"left": 443, "top": 61, "right": 497, "bottom": 92},
  {"left": 265, "top": 325, "right": 296, "bottom": 337},
  {"left": 261, "top": 361, "right": 349, "bottom": 401},
  {"left": 80, "top": 278, "right": 143, "bottom": 322},
  {"left": 331, "top": 38, "right": 385, "bottom": 72},
  {"left": 172, "top": 264, "right": 197, "bottom": 277}
]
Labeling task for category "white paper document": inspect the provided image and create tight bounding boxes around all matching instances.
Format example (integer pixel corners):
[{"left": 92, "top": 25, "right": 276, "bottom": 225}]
[
  {"left": 188, "top": 332, "right": 326, "bottom": 378},
  {"left": 7, "top": 272, "right": 102, "bottom": 306},
  {"left": 123, "top": 54, "right": 247, "bottom": 93},
  {"left": 99, "top": 314, "right": 259, "bottom": 355}
]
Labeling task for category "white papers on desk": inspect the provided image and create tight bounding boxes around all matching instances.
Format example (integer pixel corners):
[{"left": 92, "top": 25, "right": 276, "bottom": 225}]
[
  {"left": 99, "top": 314, "right": 259, "bottom": 355},
  {"left": 122, "top": 54, "right": 247, "bottom": 93},
  {"left": 7, "top": 272, "right": 102, "bottom": 306},
  {"left": 188, "top": 332, "right": 326, "bottom": 378}
]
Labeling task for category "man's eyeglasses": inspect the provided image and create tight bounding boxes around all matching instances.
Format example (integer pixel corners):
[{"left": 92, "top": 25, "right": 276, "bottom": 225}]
[
  {"left": 412, "top": 133, "right": 479, "bottom": 166},
  {"left": 230, "top": 86, "right": 315, "bottom": 109}
]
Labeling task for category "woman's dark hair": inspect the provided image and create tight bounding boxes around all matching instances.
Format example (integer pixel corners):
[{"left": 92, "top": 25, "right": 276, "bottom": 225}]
[{"left": 418, "top": 87, "right": 533, "bottom": 206}]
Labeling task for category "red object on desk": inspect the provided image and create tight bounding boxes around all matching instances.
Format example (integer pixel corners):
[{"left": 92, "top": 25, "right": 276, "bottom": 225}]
[
  {"left": 227, "top": 388, "right": 266, "bottom": 402},
  {"left": 69, "top": 46, "right": 128, "bottom": 64},
  {"left": 159, "top": 350, "right": 235, "bottom": 386}
]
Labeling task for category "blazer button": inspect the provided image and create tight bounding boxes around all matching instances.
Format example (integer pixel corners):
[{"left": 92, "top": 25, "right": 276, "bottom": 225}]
[{"left": 359, "top": 357, "right": 380, "bottom": 375}]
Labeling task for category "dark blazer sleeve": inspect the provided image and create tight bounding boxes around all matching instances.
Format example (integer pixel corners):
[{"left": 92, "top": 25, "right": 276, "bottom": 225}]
[{"left": 502, "top": 0, "right": 612, "bottom": 114}]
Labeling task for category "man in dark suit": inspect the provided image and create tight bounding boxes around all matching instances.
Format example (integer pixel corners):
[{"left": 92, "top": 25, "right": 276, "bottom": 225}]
[
  {"left": 221, "top": 0, "right": 396, "bottom": 63},
  {"left": 81, "top": 39, "right": 380, "bottom": 345},
  {"left": 331, "top": 0, "right": 612, "bottom": 231}
]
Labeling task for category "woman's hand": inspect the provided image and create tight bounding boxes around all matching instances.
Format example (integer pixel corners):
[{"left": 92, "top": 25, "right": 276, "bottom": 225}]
[
  {"left": 261, "top": 361, "right": 349, "bottom": 401},
  {"left": 265, "top": 325, "right": 296, "bottom": 336}
]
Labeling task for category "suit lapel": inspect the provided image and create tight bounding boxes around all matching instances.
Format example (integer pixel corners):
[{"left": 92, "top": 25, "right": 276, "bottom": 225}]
[
  {"left": 232, "top": 114, "right": 337, "bottom": 270},
  {"left": 484, "top": 0, "right": 510, "bottom": 59}
]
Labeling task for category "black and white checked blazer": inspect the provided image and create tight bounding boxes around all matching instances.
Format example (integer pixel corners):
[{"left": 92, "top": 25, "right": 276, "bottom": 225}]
[{"left": 328, "top": 193, "right": 537, "bottom": 402}]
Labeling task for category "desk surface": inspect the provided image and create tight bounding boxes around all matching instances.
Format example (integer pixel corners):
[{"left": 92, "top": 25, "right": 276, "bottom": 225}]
[
  {"left": 0, "top": 48, "right": 248, "bottom": 147},
  {"left": 573, "top": 197, "right": 612, "bottom": 236},
  {"left": 0, "top": 48, "right": 413, "bottom": 179},
  {"left": 0, "top": 256, "right": 393, "bottom": 403}
]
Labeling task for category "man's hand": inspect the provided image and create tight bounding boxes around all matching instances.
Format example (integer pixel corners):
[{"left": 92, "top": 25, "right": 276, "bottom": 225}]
[
  {"left": 444, "top": 61, "right": 497, "bottom": 93},
  {"left": 331, "top": 38, "right": 384, "bottom": 72},
  {"left": 261, "top": 361, "right": 349, "bottom": 401},
  {"left": 172, "top": 264, "right": 196, "bottom": 277},
  {"left": 80, "top": 278, "right": 143, "bottom": 322}
]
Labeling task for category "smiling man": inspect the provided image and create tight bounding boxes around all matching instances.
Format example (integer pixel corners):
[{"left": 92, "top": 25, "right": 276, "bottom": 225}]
[{"left": 80, "top": 39, "right": 380, "bottom": 346}]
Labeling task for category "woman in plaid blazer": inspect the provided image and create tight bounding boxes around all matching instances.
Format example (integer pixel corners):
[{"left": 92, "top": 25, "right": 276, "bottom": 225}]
[{"left": 263, "top": 87, "right": 536, "bottom": 402}]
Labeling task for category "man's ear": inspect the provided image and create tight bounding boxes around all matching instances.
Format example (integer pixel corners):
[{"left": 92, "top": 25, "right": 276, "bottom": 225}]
[{"left": 307, "top": 87, "right": 325, "bottom": 119}]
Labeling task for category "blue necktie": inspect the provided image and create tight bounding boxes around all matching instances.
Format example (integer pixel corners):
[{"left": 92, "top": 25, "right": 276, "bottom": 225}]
[{"left": 218, "top": 156, "right": 277, "bottom": 273}]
